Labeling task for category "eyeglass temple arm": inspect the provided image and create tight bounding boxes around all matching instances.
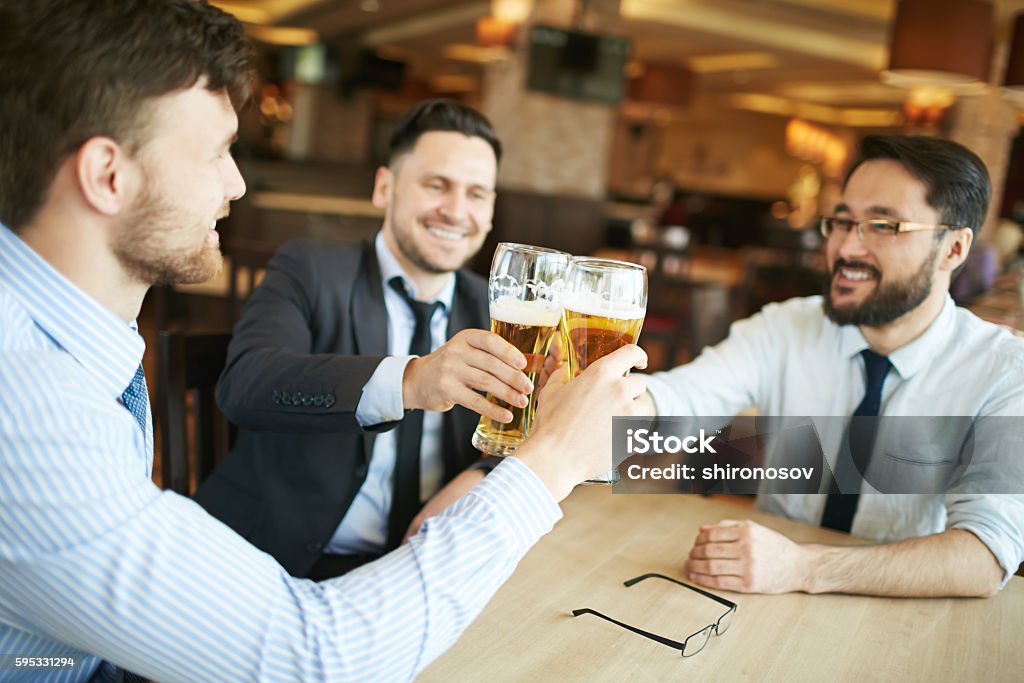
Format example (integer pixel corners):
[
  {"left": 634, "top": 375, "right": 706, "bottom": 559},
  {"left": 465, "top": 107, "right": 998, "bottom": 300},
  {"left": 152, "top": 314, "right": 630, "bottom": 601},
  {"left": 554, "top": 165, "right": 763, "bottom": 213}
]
[
  {"left": 624, "top": 573, "right": 737, "bottom": 610},
  {"left": 571, "top": 608, "right": 687, "bottom": 652}
]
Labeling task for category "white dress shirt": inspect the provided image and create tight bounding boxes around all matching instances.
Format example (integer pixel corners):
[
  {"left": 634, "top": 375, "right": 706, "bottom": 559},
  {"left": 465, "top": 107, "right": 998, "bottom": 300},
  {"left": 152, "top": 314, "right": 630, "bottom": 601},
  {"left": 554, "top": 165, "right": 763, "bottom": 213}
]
[
  {"left": 644, "top": 295, "right": 1024, "bottom": 585},
  {"left": 326, "top": 232, "right": 456, "bottom": 554}
]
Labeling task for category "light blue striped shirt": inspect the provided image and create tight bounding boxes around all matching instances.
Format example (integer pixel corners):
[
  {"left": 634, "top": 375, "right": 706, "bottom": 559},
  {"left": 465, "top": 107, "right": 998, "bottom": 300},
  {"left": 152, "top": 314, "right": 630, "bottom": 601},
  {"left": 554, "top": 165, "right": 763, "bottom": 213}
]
[{"left": 0, "top": 223, "right": 562, "bottom": 682}]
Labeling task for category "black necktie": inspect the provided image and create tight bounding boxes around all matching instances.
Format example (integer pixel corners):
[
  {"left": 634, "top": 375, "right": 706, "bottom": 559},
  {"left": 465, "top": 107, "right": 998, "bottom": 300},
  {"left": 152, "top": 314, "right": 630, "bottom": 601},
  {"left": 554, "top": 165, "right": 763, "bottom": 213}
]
[
  {"left": 821, "top": 349, "right": 892, "bottom": 533},
  {"left": 386, "top": 277, "right": 441, "bottom": 549}
]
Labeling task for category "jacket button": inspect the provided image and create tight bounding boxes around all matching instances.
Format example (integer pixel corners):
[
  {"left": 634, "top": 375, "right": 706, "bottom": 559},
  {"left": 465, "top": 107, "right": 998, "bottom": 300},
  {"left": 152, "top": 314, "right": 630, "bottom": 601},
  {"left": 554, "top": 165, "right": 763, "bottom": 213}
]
[
  {"left": 324, "top": 394, "right": 336, "bottom": 409},
  {"left": 305, "top": 541, "right": 323, "bottom": 553}
]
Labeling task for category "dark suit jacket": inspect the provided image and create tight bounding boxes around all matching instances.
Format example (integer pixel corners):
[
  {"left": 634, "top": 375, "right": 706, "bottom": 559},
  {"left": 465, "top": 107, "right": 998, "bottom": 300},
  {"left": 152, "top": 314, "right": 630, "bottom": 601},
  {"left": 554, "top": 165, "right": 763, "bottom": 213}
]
[{"left": 194, "top": 238, "right": 490, "bottom": 577}]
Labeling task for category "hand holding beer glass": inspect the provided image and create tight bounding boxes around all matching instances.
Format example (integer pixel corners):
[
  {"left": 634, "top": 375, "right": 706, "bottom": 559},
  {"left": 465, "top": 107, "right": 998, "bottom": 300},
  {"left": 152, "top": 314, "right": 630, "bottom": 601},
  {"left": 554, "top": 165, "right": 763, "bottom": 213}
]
[
  {"left": 472, "top": 243, "right": 570, "bottom": 456},
  {"left": 562, "top": 257, "right": 648, "bottom": 484}
]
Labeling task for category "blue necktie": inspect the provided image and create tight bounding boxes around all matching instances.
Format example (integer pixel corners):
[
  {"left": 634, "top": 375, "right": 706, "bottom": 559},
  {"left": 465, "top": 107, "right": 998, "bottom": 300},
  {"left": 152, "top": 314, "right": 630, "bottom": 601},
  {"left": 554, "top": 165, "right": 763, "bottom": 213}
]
[
  {"left": 121, "top": 364, "right": 148, "bottom": 434},
  {"left": 821, "top": 349, "right": 892, "bottom": 532},
  {"left": 387, "top": 277, "right": 441, "bottom": 549},
  {"left": 113, "top": 368, "right": 152, "bottom": 682}
]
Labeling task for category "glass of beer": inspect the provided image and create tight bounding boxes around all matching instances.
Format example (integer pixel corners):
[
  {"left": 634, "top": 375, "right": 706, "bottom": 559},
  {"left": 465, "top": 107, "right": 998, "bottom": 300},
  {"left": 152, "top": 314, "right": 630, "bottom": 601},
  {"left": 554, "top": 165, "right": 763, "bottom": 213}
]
[
  {"left": 472, "top": 243, "right": 570, "bottom": 457},
  {"left": 562, "top": 257, "right": 648, "bottom": 484}
]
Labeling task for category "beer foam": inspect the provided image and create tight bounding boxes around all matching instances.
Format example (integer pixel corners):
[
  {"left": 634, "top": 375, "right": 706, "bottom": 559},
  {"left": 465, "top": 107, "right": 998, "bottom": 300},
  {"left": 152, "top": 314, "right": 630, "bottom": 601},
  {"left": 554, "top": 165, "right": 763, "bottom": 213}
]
[
  {"left": 491, "top": 297, "right": 562, "bottom": 327},
  {"left": 564, "top": 292, "right": 645, "bottom": 320}
]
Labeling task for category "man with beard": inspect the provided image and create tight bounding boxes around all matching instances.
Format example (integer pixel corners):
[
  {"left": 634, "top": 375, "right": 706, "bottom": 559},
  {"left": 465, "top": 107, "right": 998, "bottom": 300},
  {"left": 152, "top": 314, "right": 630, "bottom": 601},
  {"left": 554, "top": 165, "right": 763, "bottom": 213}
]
[
  {"left": 194, "top": 98, "right": 534, "bottom": 581},
  {"left": 636, "top": 135, "right": 1024, "bottom": 597},
  {"left": 0, "top": 1, "right": 650, "bottom": 680}
]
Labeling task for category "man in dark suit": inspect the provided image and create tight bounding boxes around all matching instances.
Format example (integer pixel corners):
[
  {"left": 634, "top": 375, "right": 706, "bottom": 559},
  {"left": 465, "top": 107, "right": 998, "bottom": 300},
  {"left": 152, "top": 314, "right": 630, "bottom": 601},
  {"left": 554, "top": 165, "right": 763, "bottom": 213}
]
[{"left": 196, "top": 100, "right": 534, "bottom": 580}]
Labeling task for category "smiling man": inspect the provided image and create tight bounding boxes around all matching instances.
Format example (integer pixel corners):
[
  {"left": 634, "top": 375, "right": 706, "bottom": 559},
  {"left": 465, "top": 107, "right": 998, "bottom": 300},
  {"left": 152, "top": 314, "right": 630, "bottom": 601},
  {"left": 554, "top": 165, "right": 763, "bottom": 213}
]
[
  {"left": 639, "top": 135, "right": 1024, "bottom": 597},
  {"left": 0, "top": 3, "right": 651, "bottom": 679},
  {"left": 195, "top": 100, "right": 529, "bottom": 580}
]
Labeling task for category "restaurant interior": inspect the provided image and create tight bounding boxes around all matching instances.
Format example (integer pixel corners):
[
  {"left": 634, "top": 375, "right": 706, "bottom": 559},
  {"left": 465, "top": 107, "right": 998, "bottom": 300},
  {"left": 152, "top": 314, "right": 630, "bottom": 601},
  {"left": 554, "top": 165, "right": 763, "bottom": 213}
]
[
  {"left": 146, "top": 0, "right": 1024, "bottom": 497},
  {"left": 62, "top": 2, "right": 1018, "bottom": 679}
]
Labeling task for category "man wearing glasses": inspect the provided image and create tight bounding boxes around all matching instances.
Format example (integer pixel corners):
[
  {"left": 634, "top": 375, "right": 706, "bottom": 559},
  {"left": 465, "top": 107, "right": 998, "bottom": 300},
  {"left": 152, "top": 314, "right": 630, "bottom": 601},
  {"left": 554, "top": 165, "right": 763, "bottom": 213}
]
[{"left": 639, "top": 135, "right": 1024, "bottom": 597}]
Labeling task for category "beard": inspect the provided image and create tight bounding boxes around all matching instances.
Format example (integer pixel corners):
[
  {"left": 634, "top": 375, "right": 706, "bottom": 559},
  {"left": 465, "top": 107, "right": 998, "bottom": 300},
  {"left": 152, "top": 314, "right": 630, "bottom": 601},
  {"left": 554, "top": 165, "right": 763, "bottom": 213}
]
[
  {"left": 824, "top": 243, "right": 939, "bottom": 327},
  {"left": 111, "top": 181, "right": 223, "bottom": 287},
  {"left": 391, "top": 214, "right": 452, "bottom": 274}
]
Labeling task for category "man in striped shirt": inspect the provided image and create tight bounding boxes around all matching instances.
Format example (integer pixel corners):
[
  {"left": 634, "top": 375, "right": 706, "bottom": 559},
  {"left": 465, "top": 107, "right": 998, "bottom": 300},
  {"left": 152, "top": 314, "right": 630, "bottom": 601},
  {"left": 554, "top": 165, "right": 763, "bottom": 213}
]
[{"left": 0, "top": 1, "right": 649, "bottom": 681}]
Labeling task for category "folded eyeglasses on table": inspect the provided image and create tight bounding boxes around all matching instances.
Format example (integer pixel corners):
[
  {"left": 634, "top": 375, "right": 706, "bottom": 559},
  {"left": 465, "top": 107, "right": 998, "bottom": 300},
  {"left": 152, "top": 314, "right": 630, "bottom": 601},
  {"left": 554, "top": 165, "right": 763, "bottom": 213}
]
[{"left": 572, "top": 572, "right": 737, "bottom": 657}]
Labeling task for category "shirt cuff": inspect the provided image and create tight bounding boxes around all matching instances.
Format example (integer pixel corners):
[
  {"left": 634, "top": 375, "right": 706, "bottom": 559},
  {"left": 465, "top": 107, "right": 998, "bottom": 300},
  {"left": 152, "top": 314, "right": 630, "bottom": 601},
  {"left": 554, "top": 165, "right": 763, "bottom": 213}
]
[
  {"left": 464, "top": 457, "right": 563, "bottom": 555},
  {"left": 946, "top": 494, "right": 1024, "bottom": 589},
  {"left": 355, "top": 355, "right": 415, "bottom": 426}
]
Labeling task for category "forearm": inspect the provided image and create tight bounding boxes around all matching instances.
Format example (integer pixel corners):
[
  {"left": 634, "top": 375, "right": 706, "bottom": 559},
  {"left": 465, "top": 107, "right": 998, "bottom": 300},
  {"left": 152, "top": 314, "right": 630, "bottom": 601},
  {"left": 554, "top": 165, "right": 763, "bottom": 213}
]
[
  {"left": 801, "top": 529, "right": 1004, "bottom": 597},
  {"left": 7, "top": 459, "right": 558, "bottom": 682}
]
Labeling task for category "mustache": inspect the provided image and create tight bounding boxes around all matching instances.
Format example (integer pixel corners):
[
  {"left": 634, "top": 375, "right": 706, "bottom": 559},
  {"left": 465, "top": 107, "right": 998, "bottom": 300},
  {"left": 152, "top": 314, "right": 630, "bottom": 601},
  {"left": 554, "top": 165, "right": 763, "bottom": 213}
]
[{"left": 831, "top": 259, "right": 880, "bottom": 279}]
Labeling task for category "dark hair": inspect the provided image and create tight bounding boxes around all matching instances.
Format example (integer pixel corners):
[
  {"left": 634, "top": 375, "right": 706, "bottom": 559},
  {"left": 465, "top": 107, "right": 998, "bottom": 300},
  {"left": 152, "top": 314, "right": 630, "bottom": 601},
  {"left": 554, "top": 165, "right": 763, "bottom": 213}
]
[
  {"left": 0, "top": 0, "right": 255, "bottom": 230},
  {"left": 387, "top": 99, "right": 502, "bottom": 166},
  {"left": 845, "top": 135, "right": 991, "bottom": 238}
]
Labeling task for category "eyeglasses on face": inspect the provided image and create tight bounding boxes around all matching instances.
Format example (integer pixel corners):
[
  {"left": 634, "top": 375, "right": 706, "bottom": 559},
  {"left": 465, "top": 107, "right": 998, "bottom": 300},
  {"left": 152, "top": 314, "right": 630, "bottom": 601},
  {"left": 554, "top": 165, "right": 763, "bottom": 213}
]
[
  {"left": 571, "top": 573, "right": 737, "bottom": 657},
  {"left": 819, "top": 216, "right": 969, "bottom": 243}
]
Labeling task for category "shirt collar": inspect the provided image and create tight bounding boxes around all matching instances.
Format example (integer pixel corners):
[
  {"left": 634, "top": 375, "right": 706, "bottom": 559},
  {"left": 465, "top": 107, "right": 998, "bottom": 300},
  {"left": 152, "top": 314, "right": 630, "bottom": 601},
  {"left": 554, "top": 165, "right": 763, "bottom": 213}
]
[
  {"left": 374, "top": 231, "right": 455, "bottom": 311},
  {"left": 835, "top": 295, "right": 956, "bottom": 380},
  {"left": 0, "top": 223, "right": 145, "bottom": 398}
]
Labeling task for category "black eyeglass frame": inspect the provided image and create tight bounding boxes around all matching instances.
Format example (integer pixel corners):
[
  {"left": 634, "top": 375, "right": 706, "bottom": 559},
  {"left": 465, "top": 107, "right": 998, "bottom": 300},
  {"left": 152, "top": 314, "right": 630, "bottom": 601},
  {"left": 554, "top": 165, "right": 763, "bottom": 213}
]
[
  {"left": 571, "top": 573, "right": 737, "bottom": 657},
  {"left": 818, "top": 215, "right": 970, "bottom": 242}
]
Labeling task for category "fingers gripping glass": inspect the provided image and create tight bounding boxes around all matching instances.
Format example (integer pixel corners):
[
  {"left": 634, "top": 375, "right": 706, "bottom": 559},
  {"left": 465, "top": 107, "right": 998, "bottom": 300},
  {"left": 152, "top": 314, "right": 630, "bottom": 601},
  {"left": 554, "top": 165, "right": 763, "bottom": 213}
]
[
  {"left": 819, "top": 216, "right": 968, "bottom": 244},
  {"left": 571, "top": 573, "right": 737, "bottom": 657}
]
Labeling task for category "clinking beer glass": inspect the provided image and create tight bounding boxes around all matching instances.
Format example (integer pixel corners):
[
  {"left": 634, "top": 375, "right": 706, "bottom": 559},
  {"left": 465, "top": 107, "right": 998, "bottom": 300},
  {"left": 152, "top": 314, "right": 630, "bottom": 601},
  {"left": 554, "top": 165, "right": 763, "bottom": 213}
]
[
  {"left": 562, "top": 257, "right": 648, "bottom": 484},
  {"left": 472, "top": 243, "right": 570, "bottom": 457}
]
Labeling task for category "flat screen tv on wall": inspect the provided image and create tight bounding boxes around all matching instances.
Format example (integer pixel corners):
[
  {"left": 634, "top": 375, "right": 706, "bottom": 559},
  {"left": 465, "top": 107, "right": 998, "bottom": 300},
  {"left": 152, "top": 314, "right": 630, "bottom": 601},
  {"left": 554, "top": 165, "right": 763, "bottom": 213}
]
[{"left": 525, "top": 24, "right": 631, "bottom": 105}]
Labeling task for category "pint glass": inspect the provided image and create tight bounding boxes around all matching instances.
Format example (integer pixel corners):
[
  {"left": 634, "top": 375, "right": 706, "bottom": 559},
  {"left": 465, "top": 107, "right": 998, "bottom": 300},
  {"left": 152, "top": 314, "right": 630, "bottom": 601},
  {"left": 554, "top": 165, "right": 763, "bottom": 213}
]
[
  {"left": 472, "top": 243, "right": 570, "bottom": 456},
  {"left": 561, "top": 257, "right": 648, "bottom": 483}
]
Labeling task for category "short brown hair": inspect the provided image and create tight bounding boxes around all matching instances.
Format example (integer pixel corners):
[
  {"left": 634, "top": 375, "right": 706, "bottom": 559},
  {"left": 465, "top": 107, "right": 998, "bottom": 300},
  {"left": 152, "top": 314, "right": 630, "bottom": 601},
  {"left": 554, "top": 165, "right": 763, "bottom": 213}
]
[
  {"left": 846, "top": 135, "right": 991, "bottom": 238},
  {"left": 0, "top": 0, "right": 255, "bottom": 230},
  {"left": 388, "top": 99, "right": 502, "bottom": 166}
]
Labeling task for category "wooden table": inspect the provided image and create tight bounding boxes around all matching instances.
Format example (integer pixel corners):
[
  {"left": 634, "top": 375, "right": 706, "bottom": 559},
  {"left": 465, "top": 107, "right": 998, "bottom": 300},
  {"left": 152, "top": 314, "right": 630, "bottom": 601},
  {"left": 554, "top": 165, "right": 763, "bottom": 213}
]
[{"left": 419, "top": 487, "right": 1023, "bottom": 682}]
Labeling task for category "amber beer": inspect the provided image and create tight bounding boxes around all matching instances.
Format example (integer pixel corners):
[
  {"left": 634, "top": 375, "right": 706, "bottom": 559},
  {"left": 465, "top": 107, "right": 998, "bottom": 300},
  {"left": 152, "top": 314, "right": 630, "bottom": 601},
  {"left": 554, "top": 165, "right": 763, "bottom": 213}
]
[
  {"left": 561, "top": 257, "right": 647, "bottom": 484},
  {"left": 472, "top": 299, "right": 561, "bottom": 456},
  {"left": 562, "top": 306, "right": 645, "bottom": 378}
]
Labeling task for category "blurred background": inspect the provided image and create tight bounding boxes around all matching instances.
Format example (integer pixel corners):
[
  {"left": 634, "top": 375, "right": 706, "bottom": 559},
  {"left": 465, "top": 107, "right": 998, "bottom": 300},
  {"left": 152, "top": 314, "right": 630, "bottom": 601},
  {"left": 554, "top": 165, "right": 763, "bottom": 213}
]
[{"left": 153, "top": 0, "right": 1024, "bottom": 355}]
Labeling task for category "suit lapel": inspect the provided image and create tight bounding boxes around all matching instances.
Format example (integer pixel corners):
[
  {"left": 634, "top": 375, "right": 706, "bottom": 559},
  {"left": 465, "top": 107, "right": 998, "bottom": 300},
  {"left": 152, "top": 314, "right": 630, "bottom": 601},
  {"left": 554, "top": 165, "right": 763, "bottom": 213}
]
[
  {"left": 351, "top": 240, "right": 389, "bottom": 463},
  {"left": 351, "top": 240, "right": 389, "bottom": 356}
]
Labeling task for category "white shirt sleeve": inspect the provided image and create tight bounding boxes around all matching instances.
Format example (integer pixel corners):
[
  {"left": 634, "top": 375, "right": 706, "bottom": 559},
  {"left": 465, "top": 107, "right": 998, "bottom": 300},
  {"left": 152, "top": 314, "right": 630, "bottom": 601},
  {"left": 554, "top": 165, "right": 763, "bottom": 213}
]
[{"left": 354, "top": 354, "right": 416, "bottom": 426}]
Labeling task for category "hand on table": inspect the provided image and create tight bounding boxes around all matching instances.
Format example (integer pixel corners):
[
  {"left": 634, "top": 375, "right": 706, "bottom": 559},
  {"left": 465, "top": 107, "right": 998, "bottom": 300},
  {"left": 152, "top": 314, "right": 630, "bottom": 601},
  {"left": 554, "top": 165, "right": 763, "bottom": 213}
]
[
  {"left": 402, "top": 329, "right": 532, "bottom": 424},
  {"left": 403, "top": 468, "right": 486, "bottom": 543},
  {"left": 684, "top": 519, "right": 811, "bottom": 594}
]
